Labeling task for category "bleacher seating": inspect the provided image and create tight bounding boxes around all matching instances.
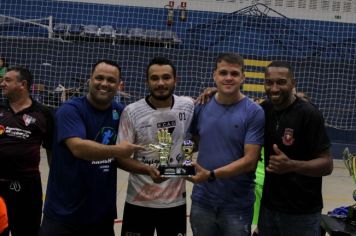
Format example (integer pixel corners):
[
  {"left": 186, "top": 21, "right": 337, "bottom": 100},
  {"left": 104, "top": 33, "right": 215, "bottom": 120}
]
[
  {"left": 99, "top": 25, "right": 115, "bottom": 38},
  {"left": 142, "top": 29, "right": 182, "bottom": 47},
  {"left": 160, "top": 30, "right": 181, "bottom": 44},
  {"left": 83, "top": 24, "right": 99, "bottom": 37},
  {"left": 115, "top": 27, "right": 128, "bottom": 42},
  {"left": 127, "top": 27, "right": 146, "bottom": 41},
  {"left": 98, "top": 25, "right": 116, "bottom": 44},
  {"left": 53, "top": 23, "right": 181, "bottom": 46},
  {"left": 144, "top": 29, "right": 161, "bottom": 42},
  {"left": 52, "top": 23, "right": 69, "bottom": 38},
  {"left": 68, "top": 24, "right": 84, "bottom": 35}
]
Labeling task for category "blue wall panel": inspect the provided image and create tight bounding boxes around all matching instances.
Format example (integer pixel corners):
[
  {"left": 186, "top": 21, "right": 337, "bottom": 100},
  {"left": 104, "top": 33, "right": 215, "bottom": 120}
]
[{"left": 0, "top": 0, "right": 355, "bottom": 156}]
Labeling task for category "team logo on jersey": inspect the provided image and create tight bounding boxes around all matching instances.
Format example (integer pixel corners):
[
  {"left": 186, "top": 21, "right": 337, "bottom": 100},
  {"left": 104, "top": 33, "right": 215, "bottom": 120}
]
[
  {"left": 95, "top": 127, "right": 117, "bottom": 145},
  {"left": 157, "top": 120, "right": 176, "bottom": 134},
  {"left": 282, "top": 128, "right": 295, "bottom": 146},
  {"left": 0, "top": 125, "right": 5, "bottom": 135},
  {"left": 23, "top": 114, "right": 36, "bottom": 126},
  {"left": 93, "top": 128, "right": 116, "bottom": 173},
  {"left": 112, "top": 109, "right": 120, "bottom": 121}
]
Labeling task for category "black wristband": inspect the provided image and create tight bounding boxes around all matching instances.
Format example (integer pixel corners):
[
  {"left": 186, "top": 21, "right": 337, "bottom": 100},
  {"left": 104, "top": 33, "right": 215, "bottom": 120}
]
[{"left": 207, "top": 170, "right": 216, "bottom": 182}]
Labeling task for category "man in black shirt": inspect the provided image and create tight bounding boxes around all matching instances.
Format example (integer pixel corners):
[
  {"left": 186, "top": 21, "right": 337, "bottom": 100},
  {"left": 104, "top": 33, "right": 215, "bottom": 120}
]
[
  {"left": 258, "top": 61, "right": 333, "bottom": 236},
  {"left": 0, "top": 67, "right": 54, "bottom": 236}
]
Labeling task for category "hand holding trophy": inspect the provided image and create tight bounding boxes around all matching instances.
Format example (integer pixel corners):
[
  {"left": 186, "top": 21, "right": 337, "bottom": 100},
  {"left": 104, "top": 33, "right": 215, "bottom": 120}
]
[{"left": 148, "top": 129, "right": 196, "bottom": 177}]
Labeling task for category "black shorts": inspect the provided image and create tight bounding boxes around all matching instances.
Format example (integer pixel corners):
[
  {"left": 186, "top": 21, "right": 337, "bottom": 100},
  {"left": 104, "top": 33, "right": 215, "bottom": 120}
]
[
  {"left": 39, "top": 215, "right": 115, "bottom": 236},
  {"left": 0, "top": 176, "right": 42, "bottom": 236},
  {"left": 121, "top": 202, "right": 186, "bottom": 236}
]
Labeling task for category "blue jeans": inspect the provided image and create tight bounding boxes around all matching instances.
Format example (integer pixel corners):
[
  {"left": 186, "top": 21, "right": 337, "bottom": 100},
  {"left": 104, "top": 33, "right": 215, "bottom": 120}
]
[
  {"left": 190, "top": 202, "right": 252, "bottom": 236},
  {"left": 258, "top": 206, "right": 321, "bottom": 236}
]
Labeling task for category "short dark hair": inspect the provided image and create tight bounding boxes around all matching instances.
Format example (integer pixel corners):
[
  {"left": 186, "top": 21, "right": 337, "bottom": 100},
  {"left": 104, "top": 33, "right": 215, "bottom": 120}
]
[
  {"left": 215, "top": 53, "right": 245, "bottom": 72},
  {"left": 91, "top": 59, "right": 121, "bottom": 75},
  {"left": 265, "top": 61, "right": 294, "bottom": 79},
  {"left": 7, "top": 66, "right": 33, "bottom": 91},
  {"left": 0, "top": 57, "right": 7, "bottom": 67},
  {"left": 146, "top": 56, "right": 176, "bottom": 79}
]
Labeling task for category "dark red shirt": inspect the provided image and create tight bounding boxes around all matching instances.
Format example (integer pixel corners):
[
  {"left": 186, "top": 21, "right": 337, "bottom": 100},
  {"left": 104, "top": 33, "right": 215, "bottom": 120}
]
[{"left": 0, "top": 99, "right": 54, "bottom": 179}]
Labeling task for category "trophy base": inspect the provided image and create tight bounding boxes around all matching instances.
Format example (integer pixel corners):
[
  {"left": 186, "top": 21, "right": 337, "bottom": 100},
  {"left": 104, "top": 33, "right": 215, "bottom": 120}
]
[
  {"left": 158, "top": 164, "right": 196, "bottom": 177},
  {"left": 347, "top": 204, "right": 356, "bottom": 225}
]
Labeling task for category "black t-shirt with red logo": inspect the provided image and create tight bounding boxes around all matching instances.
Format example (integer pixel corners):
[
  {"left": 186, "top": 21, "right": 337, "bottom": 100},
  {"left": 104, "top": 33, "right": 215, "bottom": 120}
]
[
  {"left": 261, "top": 97, "right": 331, "bottom": 214},
  {"left": 0, "top": 99, "right": 54, "bottom": 179}
]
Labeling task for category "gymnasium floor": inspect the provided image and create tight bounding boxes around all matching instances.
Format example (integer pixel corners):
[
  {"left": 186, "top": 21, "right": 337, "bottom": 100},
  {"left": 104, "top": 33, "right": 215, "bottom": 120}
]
[{"left": 39, "top": 150, "right": 354, "bottom": 236}]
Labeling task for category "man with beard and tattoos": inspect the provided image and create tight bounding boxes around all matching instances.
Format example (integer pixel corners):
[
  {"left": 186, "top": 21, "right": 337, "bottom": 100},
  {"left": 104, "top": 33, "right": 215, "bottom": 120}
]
[{"left": 117, "top": 56, "right": 194, "bottom": 236}]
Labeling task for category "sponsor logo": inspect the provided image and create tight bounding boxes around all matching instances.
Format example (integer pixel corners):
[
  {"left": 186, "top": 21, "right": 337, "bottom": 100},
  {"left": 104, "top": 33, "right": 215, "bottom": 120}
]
[
  {"left": 3, "top": 126, "right": 31, "bottom": 139},
  {"left": 138, "top": 156, "right": 160, "bottom": 167},
  {"left": 112, "top": 109, "right": 120, "bottom": 121},
  {"left": 282, "top": 128, "right": 295, "bottom": 146},
  {"left": 133, "top": 180, "right": 183, "bottom": 202},
  {"left": 91, "top": 158, "right": 114, "bottom": 172},
  {"left": 176, "top": 167, "right": 186, "bottom": 174},
  {"left": 91, "top": 158, "right": 114, "bottom": 165},
  {"left": 163, "top": 168, "right": 176, "bottom": 175},
  {"left": 157, "top": 120, "right": 176, "bottom": 129},
  {"left": 0, "top": 125, "right": 5, "bottom": 135},
  {"left": 157, "top": 120, "right": 176, "bottom": 134}
]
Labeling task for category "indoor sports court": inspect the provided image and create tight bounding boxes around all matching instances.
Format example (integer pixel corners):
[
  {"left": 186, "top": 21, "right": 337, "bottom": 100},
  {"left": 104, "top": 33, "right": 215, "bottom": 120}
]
[{"left": 1, "top": 0, "right": 356, "bottom": 235}]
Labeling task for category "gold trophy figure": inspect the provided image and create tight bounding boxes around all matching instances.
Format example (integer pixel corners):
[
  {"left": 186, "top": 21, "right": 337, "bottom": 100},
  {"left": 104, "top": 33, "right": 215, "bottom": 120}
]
[
  {"left": 180, "top": 139, "right": 196, "bottom": 177},
  {"left": 343, "top": 147, "right": 356, "bottom": 225},
  {"left": 182, "top": 139, "right": 194, "bottom": 165},
  {"left": 156, "top": 128, "right": 172, "bottom": 167},
  {"left": 148, "top": 129, "right": 195, "bottom": 177},
  {"left": 148, "top": 128, "right": 172, "bottom": 167}
]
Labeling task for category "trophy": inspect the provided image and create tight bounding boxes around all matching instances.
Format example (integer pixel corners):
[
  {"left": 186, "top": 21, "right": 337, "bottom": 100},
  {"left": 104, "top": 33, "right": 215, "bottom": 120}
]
[
  {"left": 343, "top": 147, "right": 356, "bottom": 225},
  {"left": 182, "top": 139, "right": 194, "bottom": 165},
  {"left": 148, "top": 129, "right": 196, "bottom": 177}
]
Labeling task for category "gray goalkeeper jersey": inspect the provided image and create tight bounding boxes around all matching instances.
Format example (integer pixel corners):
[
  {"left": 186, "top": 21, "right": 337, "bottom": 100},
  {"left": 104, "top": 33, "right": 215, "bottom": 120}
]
[{"left": 118, "top": 95, "right": 194, "bottom": 208}]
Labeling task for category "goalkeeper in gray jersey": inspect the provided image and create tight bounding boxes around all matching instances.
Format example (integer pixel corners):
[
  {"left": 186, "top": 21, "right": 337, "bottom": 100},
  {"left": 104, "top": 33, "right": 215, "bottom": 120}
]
[{"left": 116, "top": 57, "right": 194, "bottom": 236}]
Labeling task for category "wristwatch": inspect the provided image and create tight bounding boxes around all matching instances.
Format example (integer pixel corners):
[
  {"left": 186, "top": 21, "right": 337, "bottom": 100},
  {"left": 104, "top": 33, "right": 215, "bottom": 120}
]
[{"left": 207, "top": 170, "right": 216, "bottom": 182}]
